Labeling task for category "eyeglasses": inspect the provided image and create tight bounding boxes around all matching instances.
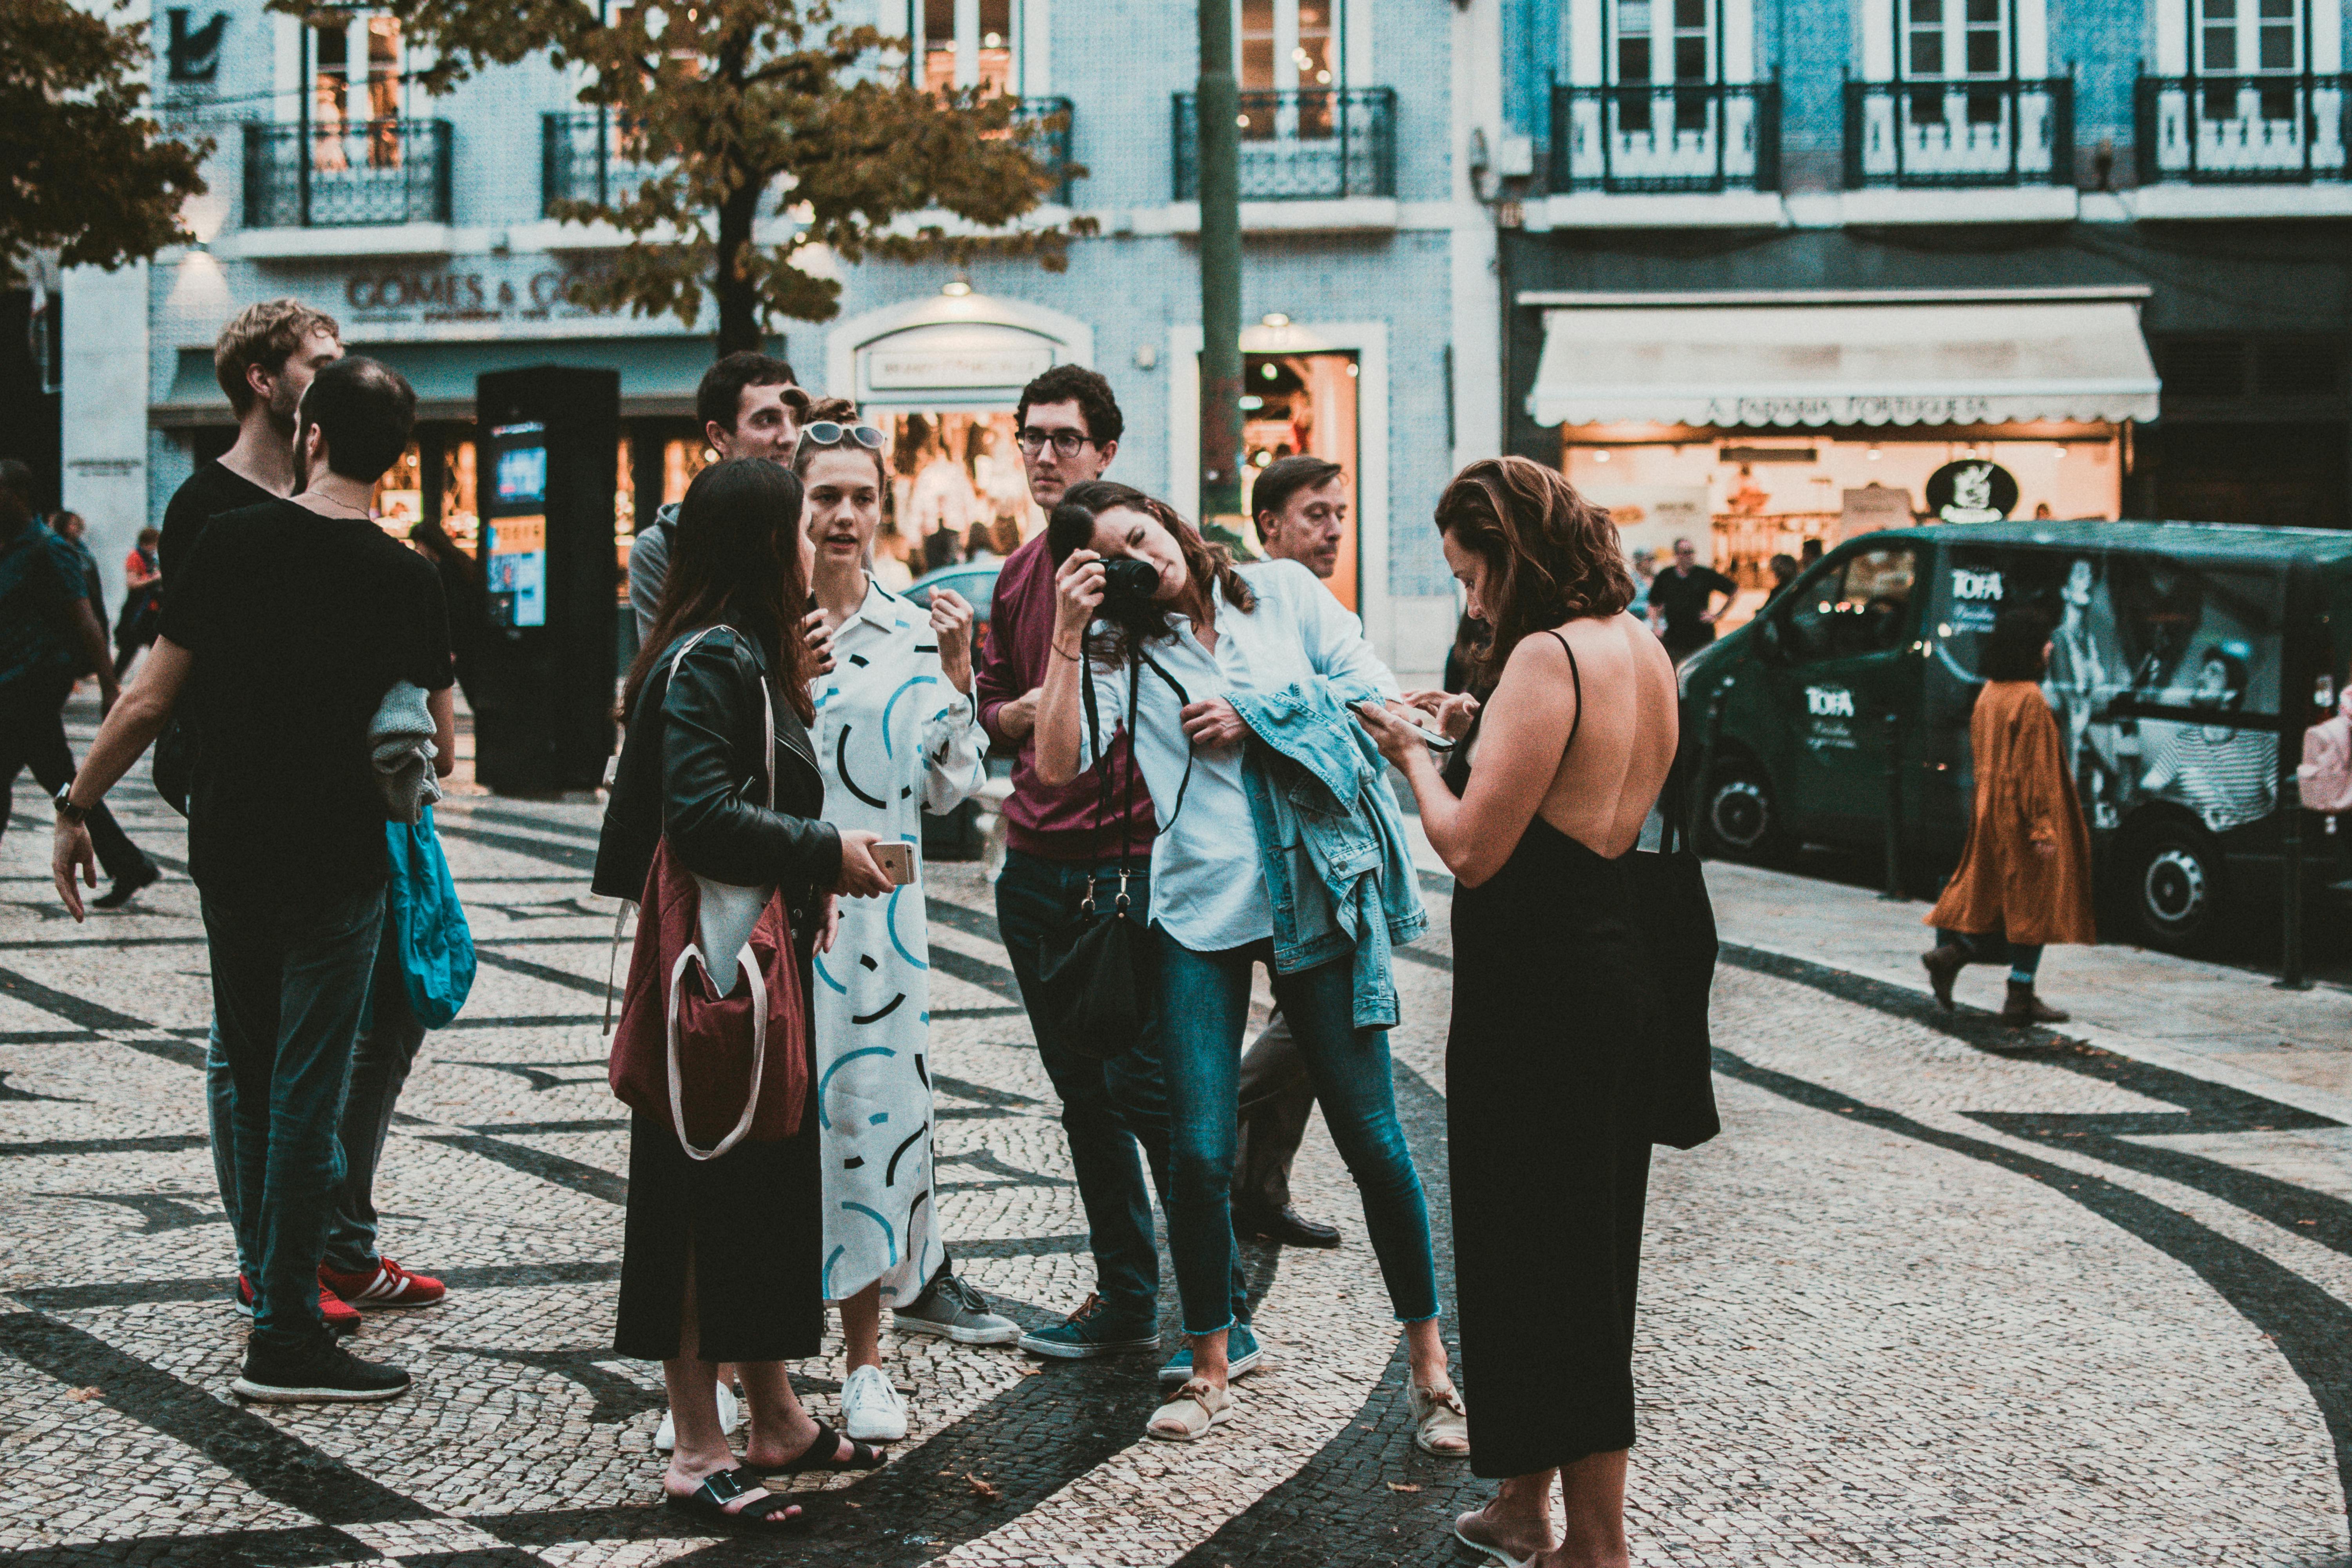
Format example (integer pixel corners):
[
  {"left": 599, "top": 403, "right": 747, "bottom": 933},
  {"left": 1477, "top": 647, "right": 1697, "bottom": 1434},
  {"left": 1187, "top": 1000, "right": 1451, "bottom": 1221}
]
[
  {"left": 797, "top": 421, "right": 886, "bottom": 452},
  {"left": 1017, "top": 428, "right": 1096, "bottom": 458}
]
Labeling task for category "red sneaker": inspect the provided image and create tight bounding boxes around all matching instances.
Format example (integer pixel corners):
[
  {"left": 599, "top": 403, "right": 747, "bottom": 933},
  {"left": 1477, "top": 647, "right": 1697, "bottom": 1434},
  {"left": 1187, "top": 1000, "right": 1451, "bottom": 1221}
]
[
  {"left": 319, "top": 1257, "right": 447, "bottom": 1309},
  {"left": 234, "top": 1272, "right": 362, "bottom": 1333}
]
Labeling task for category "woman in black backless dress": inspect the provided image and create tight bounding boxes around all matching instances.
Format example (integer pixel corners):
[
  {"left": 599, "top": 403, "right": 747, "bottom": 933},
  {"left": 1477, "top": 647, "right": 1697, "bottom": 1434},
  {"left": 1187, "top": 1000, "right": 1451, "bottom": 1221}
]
[{"left": 1358, "top": 457, "right": 1682, "bottom": 1568}]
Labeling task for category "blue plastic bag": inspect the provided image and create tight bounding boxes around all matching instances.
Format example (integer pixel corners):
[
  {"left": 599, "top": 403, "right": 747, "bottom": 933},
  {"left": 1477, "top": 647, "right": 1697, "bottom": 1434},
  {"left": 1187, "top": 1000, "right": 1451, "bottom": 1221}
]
[{"left": 385, "top": 805, "right": 475, "bottom": 1029}]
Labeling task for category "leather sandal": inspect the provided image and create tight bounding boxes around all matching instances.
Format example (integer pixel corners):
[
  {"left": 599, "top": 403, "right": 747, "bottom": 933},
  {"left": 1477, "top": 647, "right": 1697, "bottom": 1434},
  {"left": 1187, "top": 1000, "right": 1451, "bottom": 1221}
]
[
  {"left": 1409, "top": 1382, "right": 1470, "bottom": 1456},
  {"left": 663, "top": 1466, "right": 802, "bottom": 1529},
  {"left": 1145, "top": 1377, "right": 1234, "bottom": 1442},
  {"left": 1452, "top": 1508, "right": 1536, "bottom": 1568},
  {"left": 743, "top": 1419, "right": 886, "bottom": 1475}
]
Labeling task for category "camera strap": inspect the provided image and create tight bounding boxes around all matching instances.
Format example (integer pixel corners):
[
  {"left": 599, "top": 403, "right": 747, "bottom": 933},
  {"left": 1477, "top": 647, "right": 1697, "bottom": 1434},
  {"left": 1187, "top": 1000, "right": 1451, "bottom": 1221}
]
[{"left": 1077, "top": 643, "right": 1197, "bottom": 898}]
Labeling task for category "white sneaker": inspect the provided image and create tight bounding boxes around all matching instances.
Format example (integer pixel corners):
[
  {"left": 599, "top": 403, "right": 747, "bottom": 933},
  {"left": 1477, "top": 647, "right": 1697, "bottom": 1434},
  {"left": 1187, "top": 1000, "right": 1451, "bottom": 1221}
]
[
  {"left": 652, "top": 1379, "right": 741, "bottom": 1452},
  {"left": 840, "top": 1364, "right": 907, "bottom": 1443}
]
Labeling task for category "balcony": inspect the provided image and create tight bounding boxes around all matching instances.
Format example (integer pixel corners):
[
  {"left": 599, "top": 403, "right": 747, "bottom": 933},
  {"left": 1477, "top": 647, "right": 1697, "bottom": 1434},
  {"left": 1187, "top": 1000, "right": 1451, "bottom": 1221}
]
[
  {"left": 1172, "top": 87, "right": 1396, "bottom": 200},
  {"left": 541, "top": 112, "right": 662, "bottom": 217},
  {"left": 2134, "top": 74, "right": 2350, "bottom": 183},
  {"left": 1548, "top": 80, "right": 1781, "bottom": 193},
  {"left": 243, "top": 119, "right": 452, "bottom": 228},
  {"left": 543, "top": 98, "right": 1073, "bottom": 220},
  {"left": 1009, "top": 97, "right": 1077, "bottom": 205},
  {"left": 1842, "top": 77, "right": 2073, "bottom": 188}
]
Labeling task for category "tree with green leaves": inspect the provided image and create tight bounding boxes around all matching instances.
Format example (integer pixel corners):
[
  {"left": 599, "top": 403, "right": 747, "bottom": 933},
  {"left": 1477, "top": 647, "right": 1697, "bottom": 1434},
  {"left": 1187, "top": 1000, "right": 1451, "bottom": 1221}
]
[
  {"left": 0, "top": 0, "right": 210, "bottom": 281},
  {"left": 346, "top": 0, "right": 1082, "bottom": 354}
]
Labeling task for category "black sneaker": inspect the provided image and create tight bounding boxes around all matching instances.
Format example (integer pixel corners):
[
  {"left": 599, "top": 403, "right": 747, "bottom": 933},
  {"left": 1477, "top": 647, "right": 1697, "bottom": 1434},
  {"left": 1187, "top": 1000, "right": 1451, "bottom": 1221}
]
[
  {"left": 232, "top": 1336, "right": 411, "bottom": 1403},
  {"left": 91, "top": 860, "right": 161, "bottom": 911}
]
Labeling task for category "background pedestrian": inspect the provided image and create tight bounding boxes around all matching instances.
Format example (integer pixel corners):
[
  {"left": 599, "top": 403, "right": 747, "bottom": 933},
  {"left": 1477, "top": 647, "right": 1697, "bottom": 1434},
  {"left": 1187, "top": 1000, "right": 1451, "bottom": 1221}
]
[{"left": 1922, "top": 607, "right": 2097, "bottom": 1025}]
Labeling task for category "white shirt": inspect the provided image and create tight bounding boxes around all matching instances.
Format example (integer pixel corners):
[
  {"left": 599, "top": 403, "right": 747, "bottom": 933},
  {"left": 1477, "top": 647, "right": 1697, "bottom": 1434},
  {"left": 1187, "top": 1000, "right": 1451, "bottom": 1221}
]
[{"left": 1085, "top": 559, "right": 1399, "bottom": 953}]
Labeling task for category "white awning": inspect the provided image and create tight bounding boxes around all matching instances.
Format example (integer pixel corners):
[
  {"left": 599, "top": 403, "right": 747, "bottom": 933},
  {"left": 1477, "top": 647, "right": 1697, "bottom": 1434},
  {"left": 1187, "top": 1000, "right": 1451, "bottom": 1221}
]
[{"left": 1527, "top": 299, "right": 2161, "bottom": 429}]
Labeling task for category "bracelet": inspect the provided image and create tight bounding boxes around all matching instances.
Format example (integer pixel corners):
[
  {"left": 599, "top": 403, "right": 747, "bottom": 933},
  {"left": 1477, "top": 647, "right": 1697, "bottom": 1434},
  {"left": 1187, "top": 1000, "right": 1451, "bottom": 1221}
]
[{"left": 1052, "top": 640, "right": 1083, "bottom": 662}]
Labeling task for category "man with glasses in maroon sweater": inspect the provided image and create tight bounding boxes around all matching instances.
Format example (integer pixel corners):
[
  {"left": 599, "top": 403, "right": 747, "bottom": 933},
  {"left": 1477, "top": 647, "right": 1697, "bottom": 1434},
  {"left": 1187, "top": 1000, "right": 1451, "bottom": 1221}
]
[{"left": 980, "top": 367, "right": 1258, "bottom": 1378}]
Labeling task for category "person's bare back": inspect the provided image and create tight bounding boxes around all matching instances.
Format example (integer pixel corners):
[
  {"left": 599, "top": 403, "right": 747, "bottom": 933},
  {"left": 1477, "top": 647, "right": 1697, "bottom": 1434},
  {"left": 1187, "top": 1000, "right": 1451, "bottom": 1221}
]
[{"left": 1529, "top": 610, "right": 1679, "bottom": 858}]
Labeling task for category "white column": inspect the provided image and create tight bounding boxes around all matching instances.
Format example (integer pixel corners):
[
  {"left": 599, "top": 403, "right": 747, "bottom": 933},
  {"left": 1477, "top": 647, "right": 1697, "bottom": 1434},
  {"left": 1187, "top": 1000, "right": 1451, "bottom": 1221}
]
[
  {"left": 60, "top": 263, "right": 152, "bottom": 609},
  {"left": 2314, "top": 0, "right": 2341, "bottom": 74},
  {"left": 1021, "top": 0, "right": 1051, "bottom": 92},
  {"left": 2016, "top": 0, "right": 2049, "bottom": 80},
  {"left": 1274, "top": 0, "right": 1300, "bottom": 88},
  {"left": 1723, "top": 0, "right": 1755, "bottom": 84},
  {"left": 1860, "top": 0, "right": 1892, "bottom": 81},
  {"left": 275, "top": 12, "right": 302, "bottom": 120},
  {"left": 2152, "top": 0, "right": 2187, "bottom": 75},
  {"left": 1569, "top": 0, "right": 1604, "bottom": 87},
  {"left": 954, "top": 0, "right": 980, "bottom": 86}
]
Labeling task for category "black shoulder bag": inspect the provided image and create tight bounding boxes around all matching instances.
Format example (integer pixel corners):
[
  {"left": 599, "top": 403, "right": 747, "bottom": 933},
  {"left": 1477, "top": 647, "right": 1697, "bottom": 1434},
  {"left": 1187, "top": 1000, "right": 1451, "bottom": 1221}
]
[
  {"left": 1626, "top": 736, "right": 1722, "bottom": 1150},
  {"left": 1032, "top": 649, "right": 1191, "bottom": 1062}
]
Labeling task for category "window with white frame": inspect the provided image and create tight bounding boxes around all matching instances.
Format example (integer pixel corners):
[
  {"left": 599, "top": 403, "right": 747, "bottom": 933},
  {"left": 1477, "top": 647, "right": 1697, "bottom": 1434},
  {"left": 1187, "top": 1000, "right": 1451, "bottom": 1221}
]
[
  {"left": 916, "top": 0, "right": 1022, "bottom": 94},
  {"left": 1612, "top": 0, "right": 1714, "bottom": 86},
  {"left": 1239, "top": 0, "right": 1339, "bottom": 90},
  {"left": 1902, "top": 0, "right": 2007, "bottom": 80},
  {"left": 2195, "top": 0, "right": 2302, "bottom": 74},
  {"left": 309, "top": 15, "right": 407, "bottom": 169}
]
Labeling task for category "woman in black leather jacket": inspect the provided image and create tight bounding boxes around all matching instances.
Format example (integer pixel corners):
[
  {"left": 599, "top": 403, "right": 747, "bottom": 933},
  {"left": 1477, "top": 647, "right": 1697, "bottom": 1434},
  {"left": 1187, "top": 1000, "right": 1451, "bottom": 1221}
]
[{"left": 594, "top": 459, "right": 893, "bottom": 1528}]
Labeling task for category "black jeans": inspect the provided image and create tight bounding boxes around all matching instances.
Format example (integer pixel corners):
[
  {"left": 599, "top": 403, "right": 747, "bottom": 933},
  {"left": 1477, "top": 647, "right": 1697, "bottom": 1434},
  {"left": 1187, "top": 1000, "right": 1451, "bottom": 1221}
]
[
  {"left": 0, "top": 680, "right": 151, "bottom": 882},
  {"left": 994, "top": 849, "right": 1246, "bottom": 1328}
]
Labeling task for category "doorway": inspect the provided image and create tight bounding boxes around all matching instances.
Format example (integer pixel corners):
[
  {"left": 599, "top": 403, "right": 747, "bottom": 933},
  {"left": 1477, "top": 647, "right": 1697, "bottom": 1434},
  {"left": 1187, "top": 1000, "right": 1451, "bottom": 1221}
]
[{"left": 1240, "top": 349, "right": 1360, "bottom": 611}]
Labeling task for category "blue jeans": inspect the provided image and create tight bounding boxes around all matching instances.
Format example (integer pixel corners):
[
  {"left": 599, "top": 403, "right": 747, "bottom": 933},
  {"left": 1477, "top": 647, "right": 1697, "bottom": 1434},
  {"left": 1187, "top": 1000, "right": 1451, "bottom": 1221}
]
[
  {"left": 1155, "top": 928, "right": 1439, "bottom": 1336},
  {"left": 200, "top": 883, "right": 385, "bottom": 1352},
  {"left": 209, "top": 916, "right": 428, "bottom": 1280},
  {"left": 995, "top": 850, "right": 1246, "bottom": 1328}
]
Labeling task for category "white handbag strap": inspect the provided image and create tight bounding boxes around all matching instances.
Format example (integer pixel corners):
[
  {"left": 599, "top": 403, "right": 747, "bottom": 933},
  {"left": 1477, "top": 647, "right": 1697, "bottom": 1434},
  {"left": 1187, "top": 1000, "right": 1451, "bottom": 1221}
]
[{"left": 666, "top": 944, "right": 768, "bottom": 1162}]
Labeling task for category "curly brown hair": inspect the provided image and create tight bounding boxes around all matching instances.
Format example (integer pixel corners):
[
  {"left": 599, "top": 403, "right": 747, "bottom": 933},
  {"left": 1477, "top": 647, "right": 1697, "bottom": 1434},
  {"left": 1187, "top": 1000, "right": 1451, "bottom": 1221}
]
[{"left": 1435, "top": 457, "right": 1635, "bottom": 689}]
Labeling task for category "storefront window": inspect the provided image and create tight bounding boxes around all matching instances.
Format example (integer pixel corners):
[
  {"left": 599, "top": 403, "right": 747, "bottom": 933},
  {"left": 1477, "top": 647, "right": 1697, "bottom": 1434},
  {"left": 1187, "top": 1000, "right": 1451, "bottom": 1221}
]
[
  {"left": 442, "top": 439, "right": 479, "bottom": 555},
  {"left": 372, "top": 441, "right": 424, "bottom": 538},
  {"left": 881, "top": 411, "right": 1031, "bottom": 588},
  {"left": 1240, "top": 350, "right": 1360, "bottom": 610},
  {"left": 1566, "top": 429, "right": 2122, "bottom": 629}
]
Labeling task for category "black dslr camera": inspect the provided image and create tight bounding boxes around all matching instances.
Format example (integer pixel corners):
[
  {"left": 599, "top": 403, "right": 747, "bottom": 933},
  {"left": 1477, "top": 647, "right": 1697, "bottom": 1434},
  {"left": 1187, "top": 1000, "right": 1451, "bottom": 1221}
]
[{"left": 1099, "top": 557, "right": 1159, "bottom": 606}]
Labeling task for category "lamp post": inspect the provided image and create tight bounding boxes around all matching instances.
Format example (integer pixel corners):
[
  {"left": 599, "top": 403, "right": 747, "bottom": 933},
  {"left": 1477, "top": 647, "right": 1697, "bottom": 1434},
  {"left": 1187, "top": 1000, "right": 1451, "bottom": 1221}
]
[{"left": 1197, "top": 0, "right": 1243, "bottom": 532}]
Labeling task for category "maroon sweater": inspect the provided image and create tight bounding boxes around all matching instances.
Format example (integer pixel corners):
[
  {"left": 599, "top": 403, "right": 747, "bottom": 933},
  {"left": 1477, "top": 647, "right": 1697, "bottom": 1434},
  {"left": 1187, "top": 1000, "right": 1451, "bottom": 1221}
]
[{"left": 976, "top": 533, "right": 1157, "bottom": 861}]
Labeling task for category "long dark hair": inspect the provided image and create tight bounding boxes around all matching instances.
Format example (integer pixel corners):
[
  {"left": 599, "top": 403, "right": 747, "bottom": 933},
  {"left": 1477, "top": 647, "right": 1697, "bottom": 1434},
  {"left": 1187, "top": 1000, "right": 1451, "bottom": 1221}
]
[
  {"left": 1980, "top": 607, "right": 2053, "bottom": 683},
  {"left": 621, "top": 458, "right": 815, "bottom": 723},
  {"left": 1435, "top": 457, "right": 1635, "bottom": 689},
  {"left": 1045, "top": 480, "right": 1254, "bottom": 665}
]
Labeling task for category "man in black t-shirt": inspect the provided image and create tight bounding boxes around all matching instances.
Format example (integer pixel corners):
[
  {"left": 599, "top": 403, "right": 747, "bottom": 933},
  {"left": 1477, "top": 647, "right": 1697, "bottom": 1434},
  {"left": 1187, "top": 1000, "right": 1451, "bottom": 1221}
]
[
  {"left": 1645, "top": 537, "right": 1739, "bottom": 664},
  {"left": 53, "top": 358, "right": 453, "bottom": 1405},
  {"left": 160, "top": 299, "right": 343, "bottom": 585}
]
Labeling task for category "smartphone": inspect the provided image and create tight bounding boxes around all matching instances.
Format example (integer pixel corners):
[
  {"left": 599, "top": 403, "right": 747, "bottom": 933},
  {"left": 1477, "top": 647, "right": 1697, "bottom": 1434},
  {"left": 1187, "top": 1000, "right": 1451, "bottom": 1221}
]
[{"left": 870, "top": 840, "right": 916, "bottom": 887}]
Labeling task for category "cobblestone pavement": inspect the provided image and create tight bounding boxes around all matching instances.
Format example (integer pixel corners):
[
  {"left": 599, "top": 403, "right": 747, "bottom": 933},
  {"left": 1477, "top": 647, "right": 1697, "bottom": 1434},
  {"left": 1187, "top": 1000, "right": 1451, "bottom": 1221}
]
[{"left": 1, "top": 710, "right": 2348, "bottom": 1566}]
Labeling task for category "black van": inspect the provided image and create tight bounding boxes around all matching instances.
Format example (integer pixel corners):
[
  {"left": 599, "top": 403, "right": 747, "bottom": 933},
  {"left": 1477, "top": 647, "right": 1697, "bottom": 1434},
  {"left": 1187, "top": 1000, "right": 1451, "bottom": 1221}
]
[{"left": 1678, "top": 520, "right": 2352, "bottom": 951}]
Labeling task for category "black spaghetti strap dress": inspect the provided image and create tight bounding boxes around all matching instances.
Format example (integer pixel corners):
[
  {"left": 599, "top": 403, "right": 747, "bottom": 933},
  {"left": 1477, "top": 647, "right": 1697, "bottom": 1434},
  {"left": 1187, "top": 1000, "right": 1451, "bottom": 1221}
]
[{"left": 1447, "top": 632, "right": 1655, "bottom": 1479}]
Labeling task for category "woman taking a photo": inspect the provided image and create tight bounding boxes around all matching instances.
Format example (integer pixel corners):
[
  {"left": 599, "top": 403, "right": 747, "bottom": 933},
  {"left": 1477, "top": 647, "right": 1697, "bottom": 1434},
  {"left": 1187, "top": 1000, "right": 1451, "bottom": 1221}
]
[
  {"left": 594, "top": 458, "right": 897, "bottom": 1529},
  {"left": 793, "top": 400, "right": 1015, "bottom": 1448},
  {"left": 1356, "top": 457, "right": 1677, "bottom": 1568},
  {"left": 1033, "top": 481, "right": 1466, "bottom": 1454}
]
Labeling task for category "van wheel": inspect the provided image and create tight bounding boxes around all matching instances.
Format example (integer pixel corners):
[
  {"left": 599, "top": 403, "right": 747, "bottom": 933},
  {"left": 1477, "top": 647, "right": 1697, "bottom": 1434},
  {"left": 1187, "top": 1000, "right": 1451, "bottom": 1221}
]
[
  {"left": 1702, "top": 757, "right": 1785, "bottom": 861},
  {"left": 2122, "top": 824, "right": 2224, "bottom": 952}
]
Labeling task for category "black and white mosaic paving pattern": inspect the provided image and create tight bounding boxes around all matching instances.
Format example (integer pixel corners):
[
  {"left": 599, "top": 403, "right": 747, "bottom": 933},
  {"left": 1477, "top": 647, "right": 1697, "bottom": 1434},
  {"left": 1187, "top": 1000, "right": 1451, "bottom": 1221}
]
[{"left": 1, "top": 704, "right": 2348, "bottom": 1565}]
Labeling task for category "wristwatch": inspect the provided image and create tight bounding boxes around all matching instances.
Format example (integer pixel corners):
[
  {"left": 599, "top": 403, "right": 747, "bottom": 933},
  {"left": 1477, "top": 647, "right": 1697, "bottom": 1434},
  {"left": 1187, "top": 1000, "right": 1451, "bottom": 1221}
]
[{"left": 53, "top": 785, "right": 90, "bottom": 826}]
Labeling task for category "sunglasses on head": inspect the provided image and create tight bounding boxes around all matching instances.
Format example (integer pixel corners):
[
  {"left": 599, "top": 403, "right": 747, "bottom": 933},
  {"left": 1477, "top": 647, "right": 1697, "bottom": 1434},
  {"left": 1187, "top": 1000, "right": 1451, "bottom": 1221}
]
[{"left": 798, "top": 422, "right": 886, "bottom": 452}]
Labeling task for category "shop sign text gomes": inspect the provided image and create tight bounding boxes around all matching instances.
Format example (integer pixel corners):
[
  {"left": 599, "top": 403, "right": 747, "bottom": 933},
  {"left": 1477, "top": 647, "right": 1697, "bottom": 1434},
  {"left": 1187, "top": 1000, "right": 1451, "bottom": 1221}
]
[{"left": 343, "top": 267, "right": 598, "bottom": 320}]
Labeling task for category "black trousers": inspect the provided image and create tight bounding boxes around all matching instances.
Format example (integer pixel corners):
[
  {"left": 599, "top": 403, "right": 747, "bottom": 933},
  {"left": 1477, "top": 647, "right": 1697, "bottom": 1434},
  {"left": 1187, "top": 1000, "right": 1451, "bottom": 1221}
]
[
  {"left": 1235, "top": 1010, "right": 1318, "bottom": 1213},
  {"left": 0, "top": 681, "right": 151, "bottom": 883}
]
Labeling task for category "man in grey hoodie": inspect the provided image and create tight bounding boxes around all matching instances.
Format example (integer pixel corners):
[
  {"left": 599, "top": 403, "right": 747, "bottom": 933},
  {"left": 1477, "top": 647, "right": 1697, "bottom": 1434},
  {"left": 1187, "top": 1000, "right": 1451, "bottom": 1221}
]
[{"left": 629, "top": 352, "right": 801, "bottom": 640}]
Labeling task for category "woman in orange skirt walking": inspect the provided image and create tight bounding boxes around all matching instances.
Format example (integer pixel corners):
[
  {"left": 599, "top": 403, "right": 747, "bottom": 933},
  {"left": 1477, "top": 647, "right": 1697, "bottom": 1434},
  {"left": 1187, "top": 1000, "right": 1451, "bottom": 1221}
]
[{"left": 1923, "top": 607, "right": 2096, "bottom": 1026}]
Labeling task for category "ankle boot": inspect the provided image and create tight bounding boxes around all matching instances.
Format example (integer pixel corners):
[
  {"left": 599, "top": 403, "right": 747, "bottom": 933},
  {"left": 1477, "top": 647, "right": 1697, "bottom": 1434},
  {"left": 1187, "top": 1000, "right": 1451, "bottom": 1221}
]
[
  {"left": 1920, "top": 945, "right": 1966, "bottom": 1011},
  {"left": 2002, "top": 981, "right": 2068, "bottom": 1027}
]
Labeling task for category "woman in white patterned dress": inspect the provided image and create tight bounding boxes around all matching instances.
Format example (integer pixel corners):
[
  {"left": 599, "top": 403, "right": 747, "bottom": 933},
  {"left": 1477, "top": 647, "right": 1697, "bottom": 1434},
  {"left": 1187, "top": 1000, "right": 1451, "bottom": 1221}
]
[{"left": 793, "top": 404, "right": 1012, "bottom": 1447}]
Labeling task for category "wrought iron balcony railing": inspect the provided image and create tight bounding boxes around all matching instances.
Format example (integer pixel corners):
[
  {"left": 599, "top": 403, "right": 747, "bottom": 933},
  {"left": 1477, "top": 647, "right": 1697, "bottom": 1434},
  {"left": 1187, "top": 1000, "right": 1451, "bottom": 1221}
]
[
  {"left": 2134, "top": 73, "right": 2351, "bottom": 183},
  {"left": 1009, "top": 96, "right": 1076, "bottom": 205},
  {"left": 1173, "top": 87, "right": 1397, "bottom": 201},
  {"left": 543, "top": 97, "right": 1074, "bottom": 219},
  {"left": 1841, "top": 77, "right": 2074, "bottom": 188},
  {"left": 541, "top": 112, "right": 662, "bottom": 217},
  {"left": 243, "top": 118, "right": 452, "bottom": 228},
  {"left": 1548, "top": 79, "right": 1781, "bottom": 194}
]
